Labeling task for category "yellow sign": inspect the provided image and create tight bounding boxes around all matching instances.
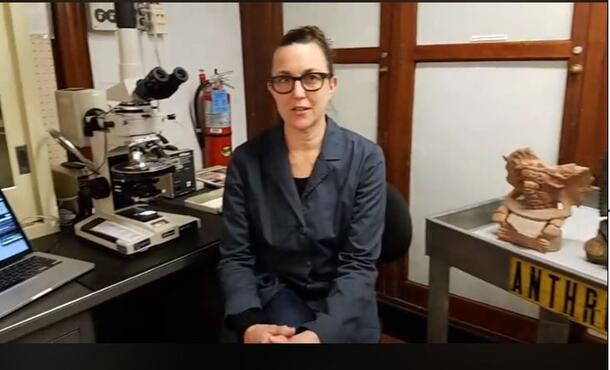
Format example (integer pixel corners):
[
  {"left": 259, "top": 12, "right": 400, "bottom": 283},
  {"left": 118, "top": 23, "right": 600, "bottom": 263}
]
[{"left": 509, "top": 257, "right": 607, "bottom": 334}]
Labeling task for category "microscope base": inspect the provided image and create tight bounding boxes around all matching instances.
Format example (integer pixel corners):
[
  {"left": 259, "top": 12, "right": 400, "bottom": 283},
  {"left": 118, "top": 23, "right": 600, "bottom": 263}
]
[{"left": 74, "top": 207, "right": 201, "bottom": 255}]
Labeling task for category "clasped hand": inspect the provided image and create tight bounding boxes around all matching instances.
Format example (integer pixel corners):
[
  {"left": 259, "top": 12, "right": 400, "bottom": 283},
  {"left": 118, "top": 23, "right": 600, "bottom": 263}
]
[{"left": 243, "top": 324, "right": 320, "bottom": 344}]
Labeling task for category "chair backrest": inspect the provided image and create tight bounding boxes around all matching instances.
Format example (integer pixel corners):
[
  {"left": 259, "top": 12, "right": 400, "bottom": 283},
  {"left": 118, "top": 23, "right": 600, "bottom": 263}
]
[{"left": 378, "top": 183, "right": 412, "bottom": 265}]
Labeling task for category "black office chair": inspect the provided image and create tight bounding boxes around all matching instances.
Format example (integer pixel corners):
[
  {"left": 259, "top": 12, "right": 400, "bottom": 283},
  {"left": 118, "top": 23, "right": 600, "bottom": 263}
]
[
  {"left": 378, "top": 182, "right": 412, "bottom": 265},
  {"left": 375, "top": 183, "right": 412, "bottom": 342}
]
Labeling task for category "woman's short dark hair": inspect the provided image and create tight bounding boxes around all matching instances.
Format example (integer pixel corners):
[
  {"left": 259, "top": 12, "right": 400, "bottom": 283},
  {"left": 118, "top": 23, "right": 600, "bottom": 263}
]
[{"left": 276, "top": 25, "right": 334, "bottom": 75}]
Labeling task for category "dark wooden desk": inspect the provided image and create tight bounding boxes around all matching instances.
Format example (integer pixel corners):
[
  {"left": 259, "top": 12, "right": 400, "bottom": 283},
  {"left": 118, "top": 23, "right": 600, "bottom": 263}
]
[{"left": 0, "top": 195, "right": 224, "bottom": 343}]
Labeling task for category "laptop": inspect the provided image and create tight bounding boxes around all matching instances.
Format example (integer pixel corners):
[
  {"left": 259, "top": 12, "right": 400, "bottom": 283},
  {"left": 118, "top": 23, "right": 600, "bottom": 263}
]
[{"left": 0, "top": 190, "right": 94, "bottom": 319}]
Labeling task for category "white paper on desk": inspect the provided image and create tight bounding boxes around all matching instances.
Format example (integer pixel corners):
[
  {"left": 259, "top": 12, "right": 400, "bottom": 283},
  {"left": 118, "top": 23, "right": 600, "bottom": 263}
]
[
  {"left": 202, "top": 197, "right": 223, "bottom": 209},
  {"left": 474, "top": 206, "right": 607, "bottom": 285},
  {"left": 91, "top": 220, "right": 146, "bottom": 242}
]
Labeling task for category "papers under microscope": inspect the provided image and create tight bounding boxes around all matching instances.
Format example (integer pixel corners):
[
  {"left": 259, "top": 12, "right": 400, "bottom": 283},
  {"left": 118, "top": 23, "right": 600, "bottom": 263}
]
[{"left": 195, "top": 165, "right": 226, "bottom": 188}]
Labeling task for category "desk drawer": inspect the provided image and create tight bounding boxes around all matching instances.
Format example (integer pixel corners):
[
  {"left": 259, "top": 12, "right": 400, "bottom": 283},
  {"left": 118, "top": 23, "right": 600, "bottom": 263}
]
[{"left": 14, "top": 311, "right": 95, "bottom": 343}]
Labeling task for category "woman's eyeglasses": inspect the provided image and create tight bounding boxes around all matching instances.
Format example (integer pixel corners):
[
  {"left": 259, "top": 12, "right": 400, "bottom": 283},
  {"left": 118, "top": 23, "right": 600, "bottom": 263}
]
[{"left": 268, "top": 72, "right": 333, "bottom": 94}]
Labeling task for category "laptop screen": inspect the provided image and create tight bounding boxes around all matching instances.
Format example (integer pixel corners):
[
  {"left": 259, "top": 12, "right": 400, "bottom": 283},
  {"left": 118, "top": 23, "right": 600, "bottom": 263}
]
[{"left": 0, "top": 192, "right": 30, "bottom": 263}]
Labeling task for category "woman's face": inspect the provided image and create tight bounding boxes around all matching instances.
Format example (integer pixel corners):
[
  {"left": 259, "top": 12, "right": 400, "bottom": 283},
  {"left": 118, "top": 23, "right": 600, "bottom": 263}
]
[{"left": 268, "top": 42, "right": 337, "bottom": 131}]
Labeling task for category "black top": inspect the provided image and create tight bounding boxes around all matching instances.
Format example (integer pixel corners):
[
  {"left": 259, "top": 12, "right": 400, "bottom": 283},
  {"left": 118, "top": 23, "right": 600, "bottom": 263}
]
[{"left": 294, "top": 177, "right": 309, "bottom": 197}]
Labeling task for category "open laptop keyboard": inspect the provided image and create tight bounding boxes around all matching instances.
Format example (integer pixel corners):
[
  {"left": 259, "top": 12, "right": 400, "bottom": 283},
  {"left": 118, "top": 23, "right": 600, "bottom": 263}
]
[{"left": 0, "top": 256, "right": 60, "bottom": 293}]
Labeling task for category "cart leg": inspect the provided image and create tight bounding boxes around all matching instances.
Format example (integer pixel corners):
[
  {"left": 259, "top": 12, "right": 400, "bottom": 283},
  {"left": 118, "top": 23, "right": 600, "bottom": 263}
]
[
  {"left": 537, "top": 308, "right": 570, "bottom": 343},
  {"left": 427, "top": 257, "right": 450, "bottom": 343}
]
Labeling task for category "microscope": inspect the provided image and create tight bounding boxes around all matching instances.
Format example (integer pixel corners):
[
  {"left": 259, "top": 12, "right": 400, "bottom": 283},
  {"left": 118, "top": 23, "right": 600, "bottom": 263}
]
[{"left": 52, "top": 3, "right": 200, "bottom": 255}]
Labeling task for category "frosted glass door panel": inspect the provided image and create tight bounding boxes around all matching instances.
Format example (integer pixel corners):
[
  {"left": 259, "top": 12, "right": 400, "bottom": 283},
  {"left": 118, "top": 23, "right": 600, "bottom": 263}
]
[
  {"left": 283, "top": 3, "right": 380, "bottom": 48},
  {"left": 409, "top": 61, "right": 568, "bottom": 318},
  {"left": 329, "top": 64, "right": 379, "bottom": 143},
  {"left": 418, "top": 3, "right": 573, "bottom": 45}
]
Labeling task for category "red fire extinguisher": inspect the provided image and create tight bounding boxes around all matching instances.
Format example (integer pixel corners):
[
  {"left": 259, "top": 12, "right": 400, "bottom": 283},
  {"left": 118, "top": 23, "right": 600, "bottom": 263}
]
[{"left": 194, "top": 69, "right": 233, "bottom": 167}]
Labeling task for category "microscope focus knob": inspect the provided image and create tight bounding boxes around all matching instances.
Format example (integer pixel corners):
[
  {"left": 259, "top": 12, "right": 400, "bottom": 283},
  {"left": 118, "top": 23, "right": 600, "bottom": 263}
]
[{"left": 87, "top": 177, "right": 111, "bottom": 199}]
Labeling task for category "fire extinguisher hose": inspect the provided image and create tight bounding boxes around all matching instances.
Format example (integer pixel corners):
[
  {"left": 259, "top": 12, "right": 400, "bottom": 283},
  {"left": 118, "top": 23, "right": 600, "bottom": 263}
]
[{"left": 193, "top": 82, "right": 207, "bottom": 148}]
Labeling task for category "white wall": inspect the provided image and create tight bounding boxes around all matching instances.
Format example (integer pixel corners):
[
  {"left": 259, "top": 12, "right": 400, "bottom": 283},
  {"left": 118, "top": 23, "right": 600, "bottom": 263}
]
[{"left": 87, "top": 3, "right": 247, "bottom": 170}]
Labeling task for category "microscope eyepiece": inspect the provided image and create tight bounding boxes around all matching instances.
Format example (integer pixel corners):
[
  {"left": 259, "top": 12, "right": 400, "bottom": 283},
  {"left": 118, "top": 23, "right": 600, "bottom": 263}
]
[
  {"left": 150, "top": 67, "right": 169, "bottom": 82},
  {"left": 165, "top": 67, "right": 189, "bottom": 95},
  {"left": 134, "top": 66, "right": 188, "bottom": 102},
  {"left": 170, "top": 67, "right": 188, "bottom": 83}
]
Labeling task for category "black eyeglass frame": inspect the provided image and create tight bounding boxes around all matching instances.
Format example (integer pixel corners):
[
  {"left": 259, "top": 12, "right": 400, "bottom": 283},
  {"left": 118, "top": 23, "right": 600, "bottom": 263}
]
[{"left": 267, "top": 72, "right": 334, "bottom": 94}]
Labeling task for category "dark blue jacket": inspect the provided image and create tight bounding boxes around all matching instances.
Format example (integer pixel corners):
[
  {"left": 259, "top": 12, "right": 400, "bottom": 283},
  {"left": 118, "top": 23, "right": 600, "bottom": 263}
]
[{"left": 218, "top": 117, "right": 386, "bottom": 343}]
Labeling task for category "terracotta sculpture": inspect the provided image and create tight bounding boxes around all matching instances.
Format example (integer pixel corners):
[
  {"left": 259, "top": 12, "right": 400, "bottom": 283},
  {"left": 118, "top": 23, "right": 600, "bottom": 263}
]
[{"left": 492, "top": 148, "right": 594, "bottom": 253}]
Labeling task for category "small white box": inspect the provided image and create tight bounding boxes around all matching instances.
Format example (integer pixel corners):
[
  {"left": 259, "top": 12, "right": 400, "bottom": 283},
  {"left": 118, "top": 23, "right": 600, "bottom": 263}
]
[
  {"left": 55, "top": 89, "right": 107, "bottom": 147},
  {"left": 148, "top": 3, "right": 168, "bottom": 35},
  {"left": 185, "top": 188, "right": 224, "bottom": 214}
]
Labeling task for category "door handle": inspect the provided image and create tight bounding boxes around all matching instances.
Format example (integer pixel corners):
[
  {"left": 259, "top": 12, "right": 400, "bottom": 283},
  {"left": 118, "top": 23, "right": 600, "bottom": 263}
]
[{"left": 569, "top": 64, "right": 583, "bottom": 74}]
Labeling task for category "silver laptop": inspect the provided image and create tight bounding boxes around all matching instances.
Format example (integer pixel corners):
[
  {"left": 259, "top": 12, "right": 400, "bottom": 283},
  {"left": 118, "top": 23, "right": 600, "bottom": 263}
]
[{"left": 0, "top": 190, "right": 94, "bottom": 319}]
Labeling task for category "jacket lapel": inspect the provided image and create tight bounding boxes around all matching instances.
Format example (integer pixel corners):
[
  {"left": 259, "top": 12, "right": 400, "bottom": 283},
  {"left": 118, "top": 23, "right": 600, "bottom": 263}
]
[
  {"left": 261, "top": 124, "right": 304, "bottom": 224},
  {"left": 302, "top": 117, "right": 344, "bottom": 200}
]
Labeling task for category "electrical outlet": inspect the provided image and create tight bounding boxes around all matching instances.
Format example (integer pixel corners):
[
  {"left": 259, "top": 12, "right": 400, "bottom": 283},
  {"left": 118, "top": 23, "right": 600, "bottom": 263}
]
[
  {"left": 148, "top": 3, "right": 168, "bottom": 35},
  {"left": 86, "top": 3, "right": 117, "bottom": 32},
  {"left": 135, "top": 2, "right": 150, "bottom": 32}
]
